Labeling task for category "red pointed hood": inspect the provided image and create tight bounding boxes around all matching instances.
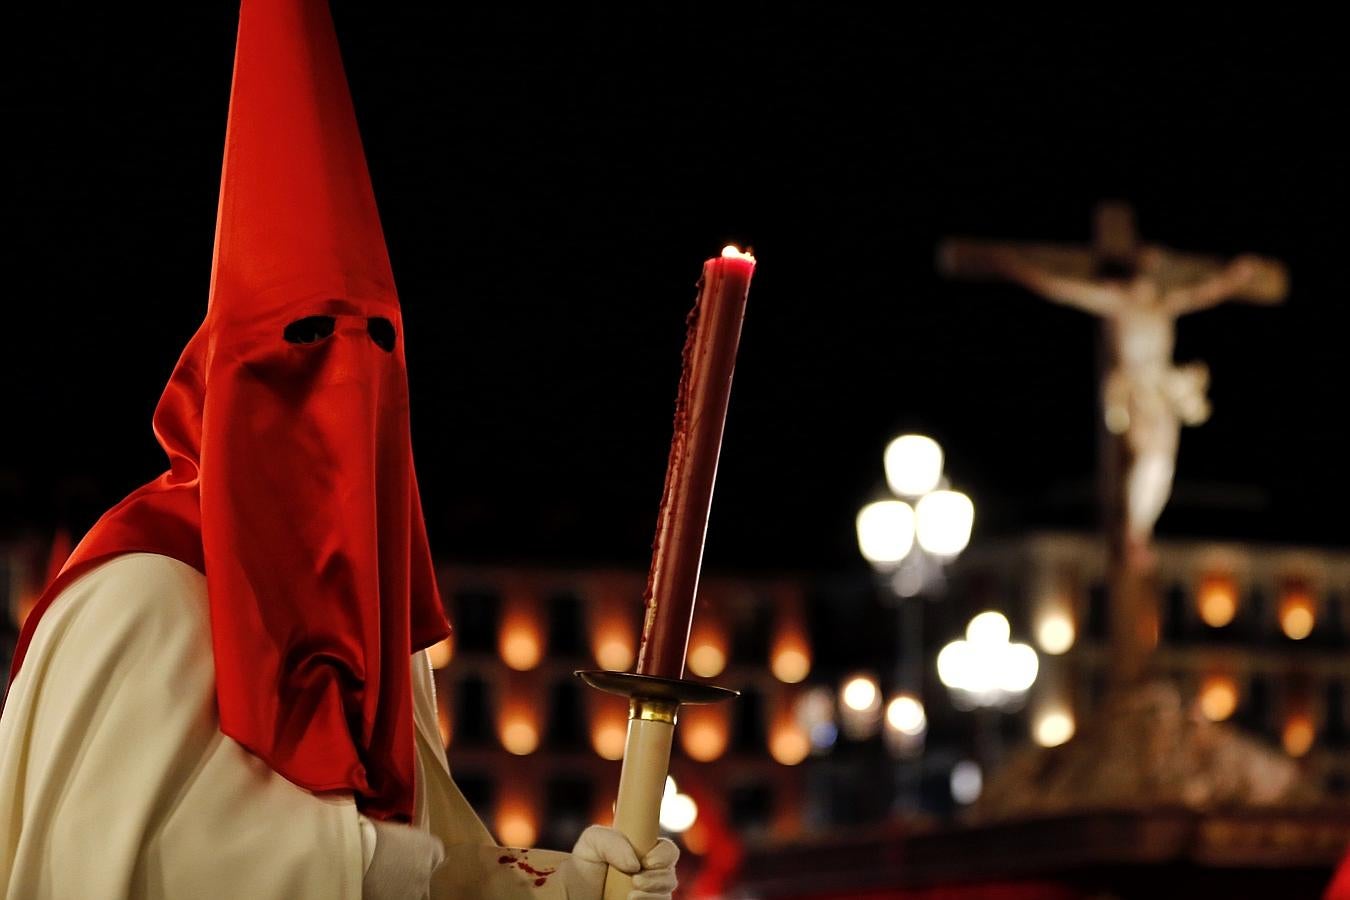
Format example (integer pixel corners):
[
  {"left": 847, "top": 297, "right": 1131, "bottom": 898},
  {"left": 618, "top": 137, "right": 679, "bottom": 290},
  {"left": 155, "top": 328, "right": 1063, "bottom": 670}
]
[
  {"left": 10, "top": 0, "right": 450, "bottom": 822},
  {"left": 209, "top": 0, "right": 396, "bottom": 327}
]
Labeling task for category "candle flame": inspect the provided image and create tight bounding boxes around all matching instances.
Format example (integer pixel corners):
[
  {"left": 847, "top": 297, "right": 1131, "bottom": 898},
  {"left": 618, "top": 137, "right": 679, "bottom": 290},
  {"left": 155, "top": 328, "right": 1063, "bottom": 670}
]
[{"left": 721, "top": 244, "right": 755, "bottom": 262}]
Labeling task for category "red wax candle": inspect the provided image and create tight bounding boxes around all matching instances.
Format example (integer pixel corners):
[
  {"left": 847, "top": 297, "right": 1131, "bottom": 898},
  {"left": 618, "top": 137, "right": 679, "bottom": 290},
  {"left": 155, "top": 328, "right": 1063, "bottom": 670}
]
[{"left": 637, "top": 246, "right": 756, "bottom": 680}]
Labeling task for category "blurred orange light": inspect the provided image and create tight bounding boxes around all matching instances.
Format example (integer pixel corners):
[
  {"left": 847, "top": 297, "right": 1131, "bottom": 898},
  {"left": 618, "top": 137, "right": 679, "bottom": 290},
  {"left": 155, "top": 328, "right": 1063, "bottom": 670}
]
[
  {"left": 15, "top": 594, "right": 36, "bottom": 631},
  {"left": 499, "top": 691, "right": 541, "bottom": 756},
  {"left": 769, "top": 691, "right": 811, "bottom": 766},
  {"left": 427, "top": 636, "right": 454, "bottom": 670},
  {"left": 679, "top": 704, "right": 730, "bottom": 762},
  {"left": 1283, "top": 713, "right": 1315, "bottom": 757},
  {"left": 1279, "top": 586, "right": 1315, "bottom": 640},
  {"left": 770, "top": 620, "right": 811, "bottom": 684},
  {"left": 595, "top": 636, "right": 634, "bottom": 672},
  {"left": 589, "top": 693, "right": 629, "bottom": 760},
  {"left": 772, "top": 647, "right": 810, "bottom": 684},
  {"left": 682, "top": 818, "right": 710, "bottom": 856},
  {"left": 1035, "top": 609, "right": 1075, "bottom": 655},
  {"left": 1198, "top": 674, "right": 1239, "bottom": 722},
  {"left": 500, "top": 717, "right": 539, "bottom": 756},
  {"left": 592, "top": 722, "right": 626, "bottom": 761},
  {"left": 769, "top": 719, "right": 810, "bottom": 766},
  {"left": 497, "top": 800, "right": 537, "bottom": 848},
  {"left": 501, "top": 625, "right": 542, "bottom": 671},
  {"left": 591, "top": 787, "right": 617, "bottom": 828},
  {"left": 1197, "top": 573, "right": 1238, "bottom": 628},
  {"left": 687, "top": 641, "right": 726, "bottom": 679},
  {"left": 437, "top": 702, "right": 452, "bottom": 748},
  {"left": 687, "top": 609, "right": 728, "bottom": 679}
]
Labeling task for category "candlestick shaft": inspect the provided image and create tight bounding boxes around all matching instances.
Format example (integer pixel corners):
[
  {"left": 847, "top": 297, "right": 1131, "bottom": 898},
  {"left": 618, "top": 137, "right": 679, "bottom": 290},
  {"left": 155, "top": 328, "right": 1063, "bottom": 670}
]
[
  {"left": 638, "top": 256, "right": 754, "bottom": 678},
  {"left": 602, "top": 698, "right": 678, "bottom": 900}
]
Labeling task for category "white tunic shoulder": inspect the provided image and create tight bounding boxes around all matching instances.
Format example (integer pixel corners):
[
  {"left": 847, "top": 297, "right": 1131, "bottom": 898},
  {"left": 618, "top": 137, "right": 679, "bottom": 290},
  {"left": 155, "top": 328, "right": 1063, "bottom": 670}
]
[
  {"left": 0, "top": 553, "right": 364, "bottom": 900},
  {"left": 0, "top": 552, "right": 574, "bottom": 900}
]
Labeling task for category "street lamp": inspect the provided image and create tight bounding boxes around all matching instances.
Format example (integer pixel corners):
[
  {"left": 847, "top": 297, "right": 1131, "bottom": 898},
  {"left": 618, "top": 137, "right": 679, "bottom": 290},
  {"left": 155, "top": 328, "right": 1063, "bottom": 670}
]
[
  {"left": 936, "top": 611, "right": 1039, "bottom": 711},
  {"left": 855, "top": 500, "right": 915, "bottom": 566},
  {"left": 856, "top": 434, "right": 974, "bottom": 598},
  {"left": 855, "top": 432, "right": 975, "bottom": 795},
  {"left": 884, "top": 434, "right": 944, "bottom": 497},
  {"left": 914, "top": 491, "right": 975, "bottom": 557},
  {"left": 938, "top": 611, "right": 1039, "bottom": 780}
]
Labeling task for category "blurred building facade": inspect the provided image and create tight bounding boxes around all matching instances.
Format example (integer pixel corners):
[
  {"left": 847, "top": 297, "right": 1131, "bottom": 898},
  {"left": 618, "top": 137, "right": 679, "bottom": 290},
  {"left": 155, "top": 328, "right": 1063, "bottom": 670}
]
[
  {"left": 429, "top": 564, "right": 814, "bottom": 858},
  {"left": 949, "top": 532, "right": 1350, "bottom": 801},
  {"left": 2, "top": 531, "right": 1347, "bottom": 893}
]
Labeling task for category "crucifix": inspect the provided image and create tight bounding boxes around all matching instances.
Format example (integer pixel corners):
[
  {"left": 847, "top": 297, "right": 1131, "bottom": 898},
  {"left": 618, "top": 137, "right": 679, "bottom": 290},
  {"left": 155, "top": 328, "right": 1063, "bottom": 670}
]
[{"left": 939, "top": 202, "right": 1287, "bottom": 683}]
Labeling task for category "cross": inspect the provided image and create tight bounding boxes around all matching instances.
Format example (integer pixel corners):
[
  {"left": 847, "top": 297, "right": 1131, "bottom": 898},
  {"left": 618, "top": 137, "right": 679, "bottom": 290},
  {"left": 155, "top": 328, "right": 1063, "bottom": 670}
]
[{"left": 938, "top": 202, "right": 1287, "bottom": 684}]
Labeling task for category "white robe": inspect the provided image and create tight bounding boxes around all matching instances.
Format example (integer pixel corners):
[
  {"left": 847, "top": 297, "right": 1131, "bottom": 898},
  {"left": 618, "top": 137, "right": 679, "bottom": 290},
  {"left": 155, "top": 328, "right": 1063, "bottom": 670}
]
[{"left": 0, "top": 553, "right": 572, "bottom": 899}]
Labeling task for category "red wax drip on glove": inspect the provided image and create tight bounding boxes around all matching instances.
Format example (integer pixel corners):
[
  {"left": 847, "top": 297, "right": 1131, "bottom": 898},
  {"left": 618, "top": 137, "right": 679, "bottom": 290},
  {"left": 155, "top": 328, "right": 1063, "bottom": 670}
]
[{"left": 8, "top": 0, "right": 450, "bottom": 822}]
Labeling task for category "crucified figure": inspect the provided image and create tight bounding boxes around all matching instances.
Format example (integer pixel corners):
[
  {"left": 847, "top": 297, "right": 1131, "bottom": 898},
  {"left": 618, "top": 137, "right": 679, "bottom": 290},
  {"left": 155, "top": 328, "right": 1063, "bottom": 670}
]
[{"left": 940, "top": 203, "right": 1287, "bottom": 563}]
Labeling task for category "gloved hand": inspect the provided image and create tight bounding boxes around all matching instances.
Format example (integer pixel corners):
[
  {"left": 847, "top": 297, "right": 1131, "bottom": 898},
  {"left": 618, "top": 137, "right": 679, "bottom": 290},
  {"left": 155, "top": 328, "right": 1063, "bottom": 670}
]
[
  {"left": 562, "top": 825, "right": 679, "bottom": 900},
  {"left": 361, "top": 818, "right": 446, "bottom": 900}
]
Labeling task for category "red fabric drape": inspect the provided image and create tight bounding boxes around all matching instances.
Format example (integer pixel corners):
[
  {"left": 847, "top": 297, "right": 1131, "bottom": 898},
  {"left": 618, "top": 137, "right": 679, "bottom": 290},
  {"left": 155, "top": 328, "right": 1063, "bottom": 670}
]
[{"left": 10, "top": 0, "right": 449, "bottom": 822}]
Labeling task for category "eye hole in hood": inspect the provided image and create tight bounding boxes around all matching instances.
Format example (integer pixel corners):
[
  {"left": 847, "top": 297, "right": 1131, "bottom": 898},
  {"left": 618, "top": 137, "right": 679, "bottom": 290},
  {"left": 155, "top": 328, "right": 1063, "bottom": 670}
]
[
  {"left": 367, "top": 316, "right": 396, "bottom": 352},
  {"left": 283, "top": 316, "right": 337, "bottom": 345}
]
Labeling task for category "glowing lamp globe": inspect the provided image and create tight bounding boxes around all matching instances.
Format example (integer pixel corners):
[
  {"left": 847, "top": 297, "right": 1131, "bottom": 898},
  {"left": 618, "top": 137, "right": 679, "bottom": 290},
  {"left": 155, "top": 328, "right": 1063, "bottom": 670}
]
[
  {"left": 1036, "top": 610, "right": 1076, "bottom": 655},
  {"left": 1033, "top": 709, "right": 1075, "bottom": 747},
  {"left": 856, "top": 500, "right": 915, "bottom": 566},
  {"left": 659, "top": 778, "right": 698, "bottom": 833},
  {"left": 915, "top": 490, "right": 974, "bottom": 556},
  {"left": 950, "top": 760, "right": 982, "bottom": 805},
  {"left": 884, "top": 434, "right": 944, "bottom": 497},
  {"left": 939, "top": 611, "right": 1038, "bottom": 708},
  {"left": 842, "top": 675, "right": 880, "bottom": 713},
  {"left": 966, "top": 610, "right": 1010, "bottom": 644},
  {"left": 839, "top": 673, "right": 883, "bottom": 739}
]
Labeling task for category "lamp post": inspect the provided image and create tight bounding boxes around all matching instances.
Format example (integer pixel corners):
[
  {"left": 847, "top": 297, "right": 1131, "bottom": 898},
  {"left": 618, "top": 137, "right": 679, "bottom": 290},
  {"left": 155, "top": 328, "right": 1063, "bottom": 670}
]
[
  {"left": 937, "top": 611, "right": 1039, "bottom": 792},
  {"left": 855, "top": 434, "right": 974, "bottom": 811}
]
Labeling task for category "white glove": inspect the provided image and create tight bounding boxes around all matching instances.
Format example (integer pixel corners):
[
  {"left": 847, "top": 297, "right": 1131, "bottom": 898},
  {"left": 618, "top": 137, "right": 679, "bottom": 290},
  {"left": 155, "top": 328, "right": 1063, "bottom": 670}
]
[
  {"left": 361, "top": 817, "right": 446, "bottom": 900},
  {"left": 562, "top": 825, "right": 680, "bottom": 900}
]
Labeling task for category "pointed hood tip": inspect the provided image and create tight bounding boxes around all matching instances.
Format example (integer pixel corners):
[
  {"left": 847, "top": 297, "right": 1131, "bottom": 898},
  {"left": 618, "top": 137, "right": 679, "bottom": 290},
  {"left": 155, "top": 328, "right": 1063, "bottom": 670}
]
[{"left": 210, "top": 0, "right": 397, "bottom": 326}]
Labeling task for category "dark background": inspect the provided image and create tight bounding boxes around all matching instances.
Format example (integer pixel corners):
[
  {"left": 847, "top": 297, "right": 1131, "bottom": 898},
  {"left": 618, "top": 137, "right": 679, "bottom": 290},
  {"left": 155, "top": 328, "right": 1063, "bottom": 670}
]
[{"left": 2, "top": 7, "right": 1345, "bottom": 573}]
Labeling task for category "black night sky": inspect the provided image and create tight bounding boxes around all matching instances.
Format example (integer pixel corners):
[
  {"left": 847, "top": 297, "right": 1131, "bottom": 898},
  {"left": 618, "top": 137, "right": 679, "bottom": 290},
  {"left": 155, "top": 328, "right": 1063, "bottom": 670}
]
[{"left": 3, "top": 7, "right": 1345, "bottom": 574}]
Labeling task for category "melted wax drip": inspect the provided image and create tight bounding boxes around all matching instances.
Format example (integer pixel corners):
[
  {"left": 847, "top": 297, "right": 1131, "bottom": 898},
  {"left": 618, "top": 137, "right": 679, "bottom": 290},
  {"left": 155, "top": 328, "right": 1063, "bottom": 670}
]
[
  {"left": 497, "top": 850, "right": 557, "bottom": 887},
  {"left": 638, "top": 280, "right": 704, "bottom": 666}
]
